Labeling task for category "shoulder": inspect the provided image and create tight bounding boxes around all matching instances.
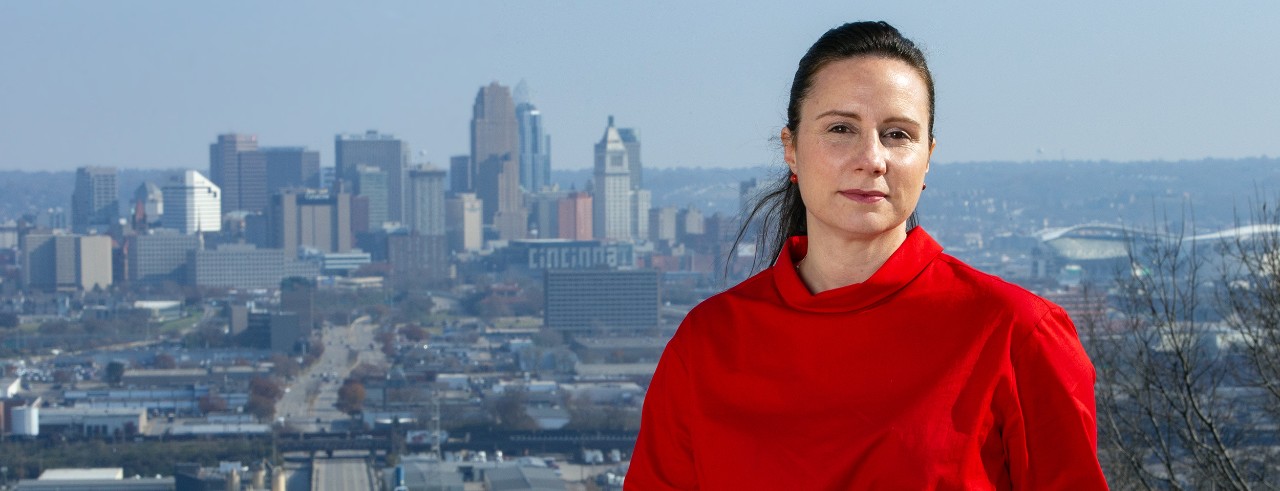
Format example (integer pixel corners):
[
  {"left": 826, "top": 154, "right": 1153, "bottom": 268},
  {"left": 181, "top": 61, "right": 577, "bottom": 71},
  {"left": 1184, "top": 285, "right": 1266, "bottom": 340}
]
[
  {"left": 927, "top": 252, "right": 1067, "bottom": 328},
  {"left": 672, "top": 267, "right": 779, "bottom": 339}
]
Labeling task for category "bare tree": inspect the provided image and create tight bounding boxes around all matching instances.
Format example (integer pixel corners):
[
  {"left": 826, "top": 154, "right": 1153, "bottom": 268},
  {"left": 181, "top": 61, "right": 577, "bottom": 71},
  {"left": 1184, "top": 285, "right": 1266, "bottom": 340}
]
[
  {"left": 1085, "top": 217, "right": 1244, "bottom": 489},
  {"left": 1084, "top": 204, "right": 1280, "bottom": 490}
]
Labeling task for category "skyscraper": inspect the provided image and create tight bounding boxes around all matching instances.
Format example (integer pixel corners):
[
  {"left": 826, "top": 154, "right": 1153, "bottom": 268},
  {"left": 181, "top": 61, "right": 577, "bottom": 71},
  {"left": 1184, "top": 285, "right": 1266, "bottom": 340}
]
[
  {"left": 269, "top": 188, "right": 353, "bottom": 258},
  {"left": 401, "top": 166, "right": 449, "bottom": 281},
  {"left": 618, "top": 127, "right": 642, "bottom": 190},
  {"left": 335, "top": 130, "right": 408, "bottom": 223},
  {"left": 71, "top": 166, "right": 118, "bottom": 234},
  {"left": 209, "top": 133, "right": 268, "bottom": 214},
  {"left": 471, "top": 82, "right": 526, "bottom": 240},
  {"left": 406, "top": 166, "right": 447, "bottom": 236},
  {"left": 449, "top": 155, "right": 471, "bottom": 193},
  {"left": 514, "top": 81, "right": 552, "bottom": 193},
  {"left": 594, "top": 116, "right": 632, "bottom": 241},
  {"left": 163, "top": 170, "right": 222, "bottom": 234},
  {"left": 631, "top": 188, "right": 651, "bottom": 241},
  {"left": 354, "top": 165, "right": 389, "bottom": 228},
  {"left": 263, "top": 146, "right": 321, "bottom": 194}
]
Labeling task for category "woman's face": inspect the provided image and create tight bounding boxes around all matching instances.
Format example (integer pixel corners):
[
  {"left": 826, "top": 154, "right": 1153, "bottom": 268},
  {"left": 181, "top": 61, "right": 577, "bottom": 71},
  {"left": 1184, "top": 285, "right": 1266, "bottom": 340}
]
[{"left": 783, "top": 55, "right": 935, "bottom": 243}]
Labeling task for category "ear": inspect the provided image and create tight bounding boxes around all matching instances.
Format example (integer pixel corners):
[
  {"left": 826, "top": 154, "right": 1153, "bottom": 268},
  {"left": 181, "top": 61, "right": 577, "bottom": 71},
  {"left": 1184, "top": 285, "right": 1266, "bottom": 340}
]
[
  {"left": 926, "top": 137, "right": 936, "bottom": 174},
  {"left": 782, "top": 127, "right": 797, "bottom": 175}
]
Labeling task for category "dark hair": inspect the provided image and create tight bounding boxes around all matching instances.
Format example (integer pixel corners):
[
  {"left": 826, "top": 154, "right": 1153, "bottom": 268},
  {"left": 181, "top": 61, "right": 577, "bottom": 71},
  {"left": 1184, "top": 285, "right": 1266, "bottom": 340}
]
[{"left": 730, "top": 21, "right": 934, "bottom": 276}]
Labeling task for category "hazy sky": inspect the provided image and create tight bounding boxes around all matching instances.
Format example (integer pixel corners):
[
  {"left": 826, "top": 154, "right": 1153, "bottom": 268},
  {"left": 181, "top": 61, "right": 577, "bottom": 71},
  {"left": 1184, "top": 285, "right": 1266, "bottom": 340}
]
[{"left": 2, "top": 1, "right": 1278, "bottom": 172}]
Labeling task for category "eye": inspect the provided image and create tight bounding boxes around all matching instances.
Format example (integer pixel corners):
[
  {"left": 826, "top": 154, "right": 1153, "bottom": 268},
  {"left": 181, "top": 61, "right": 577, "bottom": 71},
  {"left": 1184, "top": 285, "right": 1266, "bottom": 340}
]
[
  {"left": 882, "top": 129, "right": 915, "bottom": 144},
  {"left": 828, "top": 123, "right": 853, "bottom": 134}
]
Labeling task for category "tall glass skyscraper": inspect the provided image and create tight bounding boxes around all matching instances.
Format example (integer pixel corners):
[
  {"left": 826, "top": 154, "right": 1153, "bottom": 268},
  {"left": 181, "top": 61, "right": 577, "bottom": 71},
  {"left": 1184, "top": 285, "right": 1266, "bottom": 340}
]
[{"left": 514, "top": 81, "right": 552, "bottom": 193}]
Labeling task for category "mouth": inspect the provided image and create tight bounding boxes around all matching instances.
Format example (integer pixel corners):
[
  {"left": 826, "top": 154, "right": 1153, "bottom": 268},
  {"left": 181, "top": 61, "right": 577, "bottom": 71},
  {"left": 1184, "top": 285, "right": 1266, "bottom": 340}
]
[{"left": 838, "top": 189, "right": 887, "bottom": 204}]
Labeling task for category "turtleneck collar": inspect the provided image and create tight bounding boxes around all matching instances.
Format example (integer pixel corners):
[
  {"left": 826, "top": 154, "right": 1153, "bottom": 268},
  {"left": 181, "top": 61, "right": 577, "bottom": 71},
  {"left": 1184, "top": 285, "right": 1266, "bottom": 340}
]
[{"left": 771, "top": 227, "right": 944, "bottom": 313}]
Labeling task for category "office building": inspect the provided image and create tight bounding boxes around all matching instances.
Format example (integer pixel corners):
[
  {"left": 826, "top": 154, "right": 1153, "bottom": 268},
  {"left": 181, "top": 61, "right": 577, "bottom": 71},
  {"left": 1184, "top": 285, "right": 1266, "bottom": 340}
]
[
  {"left": 189, "top": 244, "right": 319, "bottom": 289},
  {"left": 162, "top": 170, "right": 222, "bottom": 234},
  {"left": 632, "top": 188, "right": 651, "bottom": 241},
  {"left": 71, "top": 166, "right": 118, "bottom": 234},
  {"left": 650, "top": 206, "right": 678, "bottom": 244},
  {"left": 280, "top": 276, "right": 316, "bottom": 332},
  {"left": 618, "top": 126, "right": 642, "bottom": 189},
  {"left": 527, "top": 189, "right": 565, "bottom": 239},
  {"left": 406, "top": 166, "right": 447, "bottom": 236},
  {"left": 126, "top": 231, "right": 201, "bottom": 285},
  {"left": 319, "top": 166, "right": 336, "bottom": 190},
  {"left": 449, "top": 155, "right": 471, "bottom": 193},
  {"left": 132, "top": 182, "right": 163, "bottom": 227},
  {"left": 558, "top": 191, "right": 592, "bottom": 240},
  {"left": 355, "top": 164, "right": 389, "bottom": 227},
  {"left": 593, "top": 116, "right": 632, "bottom": 240},
  {"left": 268, "top": 188, "right": 353, "bottom": 257},
  {"left": 677, "top": 207, "right": 705, "bottom": 244},
  {"left": 21, "top": 233, "right": 112, "bottom": 292},
  {"left": 243, "top": 310, "right": 302, "bottom": 352},
  {"left": 335, "top": 130, "right": 408, "bottom": 222},
  {"left": 388, "top": 232, "right": 448, "bottom": 282},
  {"left": 544, "top": 269, "right": 659, "bottom": 331},
  {"left": 263, "top": 146, "right": 320, "bottom": 193},
  {"left": 471, "top": 82, "right": 526, "bottom": 240},
  {"left": 209, "top": 133, "right": 268, "bottom": 214},
  {"left": 515, "top": 85, "right": 552, "bottom": 192},
  {"left": 497, "top": 239, "right": 635, "bottom": 273},
  {"left": 446, "top": 193, "right": 482, "bottom": 252}
]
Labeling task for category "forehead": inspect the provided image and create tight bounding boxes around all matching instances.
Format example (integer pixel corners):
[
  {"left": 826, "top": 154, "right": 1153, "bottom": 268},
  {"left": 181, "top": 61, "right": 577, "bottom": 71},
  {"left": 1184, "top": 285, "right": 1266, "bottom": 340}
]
[{"left": 803, "top": 56, "right": 931, "bottom": 120}]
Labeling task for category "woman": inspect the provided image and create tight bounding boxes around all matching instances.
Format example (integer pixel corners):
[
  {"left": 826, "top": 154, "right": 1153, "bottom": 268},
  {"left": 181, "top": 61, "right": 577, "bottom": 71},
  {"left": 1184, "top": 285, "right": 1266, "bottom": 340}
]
[{"left": 627, "top": 21, "right": 1107, "bottom": 490}]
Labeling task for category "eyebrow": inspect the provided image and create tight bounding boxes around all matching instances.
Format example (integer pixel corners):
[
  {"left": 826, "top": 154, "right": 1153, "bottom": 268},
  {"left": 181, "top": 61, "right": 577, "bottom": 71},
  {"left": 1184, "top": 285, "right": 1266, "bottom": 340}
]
[{"left": 813, "top": 110, "right": 922, "bottom": 128}]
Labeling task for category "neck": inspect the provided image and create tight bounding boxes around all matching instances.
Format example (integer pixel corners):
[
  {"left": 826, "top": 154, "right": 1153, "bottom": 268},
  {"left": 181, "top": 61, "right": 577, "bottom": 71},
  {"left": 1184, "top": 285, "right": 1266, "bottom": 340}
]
[{"left": 795, "top": 225, "right": 908, "bottom": 294}]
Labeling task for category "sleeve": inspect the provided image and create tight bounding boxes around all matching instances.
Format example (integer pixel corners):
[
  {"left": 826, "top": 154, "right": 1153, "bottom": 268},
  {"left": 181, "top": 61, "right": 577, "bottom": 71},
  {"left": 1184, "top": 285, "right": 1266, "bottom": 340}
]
[
  {"left": 626, "top": 337, "right": 698, "bottom": 490},
  {"left": 1005, "top": 306, "right": 1109, "bottom": 490}
]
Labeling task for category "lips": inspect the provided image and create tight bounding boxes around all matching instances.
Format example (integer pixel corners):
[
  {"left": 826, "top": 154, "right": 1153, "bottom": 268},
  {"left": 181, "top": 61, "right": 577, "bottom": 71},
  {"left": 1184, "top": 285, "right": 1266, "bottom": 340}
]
[{"left": 839, "top": 189, "right": 887, "bottom": 204}]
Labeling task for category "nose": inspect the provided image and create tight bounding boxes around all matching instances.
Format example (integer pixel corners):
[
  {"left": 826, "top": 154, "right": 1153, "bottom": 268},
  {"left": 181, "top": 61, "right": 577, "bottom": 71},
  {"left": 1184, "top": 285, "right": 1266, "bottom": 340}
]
[{"left": 852, "top": 135, "right": 888, "bottom": 175}]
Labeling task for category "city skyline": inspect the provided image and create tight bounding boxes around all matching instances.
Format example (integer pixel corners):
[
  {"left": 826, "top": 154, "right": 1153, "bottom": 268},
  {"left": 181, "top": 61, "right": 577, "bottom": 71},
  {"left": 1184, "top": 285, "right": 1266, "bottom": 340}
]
[{"left": 2, "top": 1, "right": 1279, "bottom": 172}]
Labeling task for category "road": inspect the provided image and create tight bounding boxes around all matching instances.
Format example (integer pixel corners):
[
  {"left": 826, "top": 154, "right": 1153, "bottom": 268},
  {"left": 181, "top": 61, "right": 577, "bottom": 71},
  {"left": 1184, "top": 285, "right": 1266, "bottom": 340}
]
[
  {"left": 277, "top": 316, "right": 382, "bottom": 432},
  {"left": 312, "top": 458, "right": 374, "bottom": 491}
]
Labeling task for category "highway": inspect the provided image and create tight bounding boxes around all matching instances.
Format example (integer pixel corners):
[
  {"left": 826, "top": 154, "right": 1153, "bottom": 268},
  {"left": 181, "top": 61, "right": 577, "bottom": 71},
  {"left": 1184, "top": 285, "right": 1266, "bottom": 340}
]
[
  {"left": 312, "top": 458, "right": 374, "bottom": 491},
  {"left": 277, "top": 316, "right": 382, "bottom": 432}
]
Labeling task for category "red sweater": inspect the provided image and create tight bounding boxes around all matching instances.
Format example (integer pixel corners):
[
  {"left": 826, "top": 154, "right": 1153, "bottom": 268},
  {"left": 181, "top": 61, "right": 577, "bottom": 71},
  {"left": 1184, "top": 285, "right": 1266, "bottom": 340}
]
[{"left": 627, "top": 229, "right": 1107, "bottom": 490}]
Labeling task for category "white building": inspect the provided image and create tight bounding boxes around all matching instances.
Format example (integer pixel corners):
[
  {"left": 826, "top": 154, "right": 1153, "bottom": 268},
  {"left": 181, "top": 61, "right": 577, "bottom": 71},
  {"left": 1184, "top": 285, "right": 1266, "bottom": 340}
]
[
  {"left": 12, "top": 402, "right": 40, "bottom": 436},
  {"left": 446, "top": 192, "right": 483, "bottom": 252},
  {"left": 163, "top": 170, "right": 222, "bottom": 234},
  {"left": 38, "top": 407, "right": 149, "bottom": 437},
  {"left": 593, "top": 116, "right": 632, "bottom": 241}
]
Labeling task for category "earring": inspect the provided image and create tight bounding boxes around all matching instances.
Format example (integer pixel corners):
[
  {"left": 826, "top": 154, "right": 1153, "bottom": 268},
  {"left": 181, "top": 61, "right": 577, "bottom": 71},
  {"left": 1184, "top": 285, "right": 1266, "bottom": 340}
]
[
  {"left": 922, "top": 183, "right": 927, "bottom": 190},
  {"left": 789, "top": 173, "right": 798, "bottom": 184}
]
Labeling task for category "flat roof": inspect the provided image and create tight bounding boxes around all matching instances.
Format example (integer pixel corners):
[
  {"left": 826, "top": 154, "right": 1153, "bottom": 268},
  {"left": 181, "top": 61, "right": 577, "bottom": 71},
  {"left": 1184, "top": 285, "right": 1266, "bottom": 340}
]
[{"left": 39, "top": 468, "right": 124, "bottom": 480}]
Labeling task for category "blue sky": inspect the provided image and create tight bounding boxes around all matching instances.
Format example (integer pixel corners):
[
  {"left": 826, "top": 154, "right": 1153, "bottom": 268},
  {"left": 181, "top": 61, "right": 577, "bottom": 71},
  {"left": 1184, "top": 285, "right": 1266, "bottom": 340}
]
[{"left": 2, "top": 1, "right": 1277, "bottom": 171}]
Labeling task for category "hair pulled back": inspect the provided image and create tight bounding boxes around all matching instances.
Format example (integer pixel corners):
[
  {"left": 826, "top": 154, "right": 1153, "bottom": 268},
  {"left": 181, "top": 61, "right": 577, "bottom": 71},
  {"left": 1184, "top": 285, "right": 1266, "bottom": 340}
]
[{"left": 730, "top": 21, "right": 935, "bottom": 277}]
